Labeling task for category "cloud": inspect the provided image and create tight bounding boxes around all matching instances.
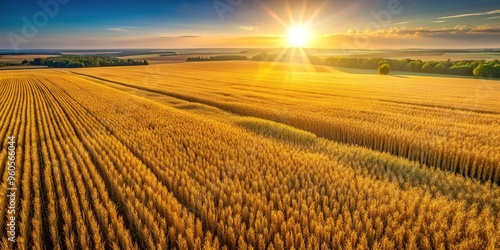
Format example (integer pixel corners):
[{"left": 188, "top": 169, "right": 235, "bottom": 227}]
[
  {"left": 432, "top": 20, "right": 445, "bottom": 23},
  {"left": 473, "top": 24, "right": 500, "bottom": 33},
  {"left": 178, "top": 35, "right": 200, "bottom": 38},
  {"left": 395, "top": 22, "right": 409, "bottom": 25},
  {"left": 438, "top": 9, "right": 500, "bottom": 19},
  {"left": 338, "top": 24, "right": 500, "bottom": 38},
  {"left": 240, "top": 26, "right": 257, "bottom": 31},
  {"left": 106, "top": 28, "right": 129, "bottom": 32},
  {"left": 453, "top": 25, "right": 468, "bottom": 31},
  {"left": 484, "top": 16, "right": 500, "bottom": 20}
]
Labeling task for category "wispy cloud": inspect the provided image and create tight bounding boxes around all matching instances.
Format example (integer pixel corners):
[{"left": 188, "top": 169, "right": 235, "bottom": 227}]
[
  {"left": 432, "top": 20, "right": 445, "bottom": 23},
  {"left": 484, "top": 16, "right": 500, "bottom": 20},
  {"left": 438, "top": 9, "right": 500, "bottom": 19},
  {"left": 106, "top": 28, "right": 129, "bottom": 32},
  {"left": 395, "top": 22, "right": 409, "bottom": 25},
  {"left": 240, "top": 26, "right": 257, "bottom": 31}
]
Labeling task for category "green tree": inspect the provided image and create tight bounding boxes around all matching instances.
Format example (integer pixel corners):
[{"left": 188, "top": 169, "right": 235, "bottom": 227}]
[
  {"left": 421, "top": 61, "right": 438, "bottom": 73},
  {"left": 473, "top": 64, "right": 493, "bottom": 77},
  {"left": 448, "top": 65, "right": 473, "bottom": 76},
  {"left": 32, "top": 58, "right": 46, "bottom": 66},
  {"left": 433, "top": 62, "right": 449, "bottom": 74},
  {"left": 405, "top": 60, "right": 423, "bottom": 72},
  {"left": 378, "top": 64, "right": 391, "bottom": 75},
  {"left": 492, "top": 64, "right": 500, "bottom": 78}
]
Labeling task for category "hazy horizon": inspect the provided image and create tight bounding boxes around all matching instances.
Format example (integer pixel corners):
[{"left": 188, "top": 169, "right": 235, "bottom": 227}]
[{"left": 1, "top": 48, "right": 500, "bottom": 52}]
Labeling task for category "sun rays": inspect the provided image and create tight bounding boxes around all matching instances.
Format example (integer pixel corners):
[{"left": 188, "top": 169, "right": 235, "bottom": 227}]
[{"left": 257, "top": 0, "right": 327, "bottom": 76}]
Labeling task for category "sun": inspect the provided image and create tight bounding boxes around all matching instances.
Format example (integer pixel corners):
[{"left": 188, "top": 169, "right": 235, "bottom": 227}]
[{"left": 286, "top": 26, "right": 310, "bottom": 48}]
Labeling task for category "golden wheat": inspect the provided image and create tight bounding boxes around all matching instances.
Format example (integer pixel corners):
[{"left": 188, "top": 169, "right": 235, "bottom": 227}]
[
  {"left": 0, "top": 67, "right": 498, "bottom": 250},
  {"left": 68, "top": 62, "right": 500, "bottom": 183}
]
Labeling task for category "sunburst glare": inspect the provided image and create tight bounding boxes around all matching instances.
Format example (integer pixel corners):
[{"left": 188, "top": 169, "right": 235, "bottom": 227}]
[{"left": 287, "top": 25, "right": 310, "bottom": 48}]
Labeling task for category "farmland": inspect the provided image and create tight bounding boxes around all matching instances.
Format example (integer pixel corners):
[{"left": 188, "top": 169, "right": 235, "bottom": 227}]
[
  {"left": 72, "top": 62, "right": 500, "bottom": 183},
  {"left": 0, "top": 62, "right": 499, "bottom": 249}
]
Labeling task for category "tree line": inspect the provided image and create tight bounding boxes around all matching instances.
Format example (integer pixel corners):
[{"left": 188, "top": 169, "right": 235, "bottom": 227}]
[
  {"left": 197, "top": 53, "right": 499, "bottom": 78},
  {"left": 322, "top": 57, "right": 500, "bottom": 78},
  {"left": 29, "top": 56, "right": 149, "bottom": 68},
  {"left": 0, "top": 62, "right": 20, "bottom": 67}
]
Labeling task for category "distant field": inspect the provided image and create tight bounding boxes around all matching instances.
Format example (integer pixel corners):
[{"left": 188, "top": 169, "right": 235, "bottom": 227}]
[
  {"left": 61, "top": 51, "right": 121, "bottom": 55},
  {"left": 0, "top": 62, "right": 499, "bottom": 249},
  {"left": 118, "top": 53, "right": 162, "bottom": 59},
  {"left": 118, "top": 53, "right": 186, "bottom": 63},
  {"left": 119, "top": 52, "right": 254, "bottom": 64},
  {"left": 0, "top": 65, "right": 47, "bottom": 70},
  {"left": 0, "top": 54, "right": 60, "bottom": 64}
]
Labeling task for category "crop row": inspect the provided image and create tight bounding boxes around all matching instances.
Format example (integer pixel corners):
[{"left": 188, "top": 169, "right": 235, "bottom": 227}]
[{"left": 69, "top": 62, "right": 500, "bottom": 183}]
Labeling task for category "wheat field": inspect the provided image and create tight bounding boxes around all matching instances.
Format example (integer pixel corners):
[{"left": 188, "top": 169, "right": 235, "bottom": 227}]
[
  {"left": 0, "top": 62, "right": 499, "bottom": 249},
  {"left": 72, "top": 62, "right": 500, "bottom": 183}
]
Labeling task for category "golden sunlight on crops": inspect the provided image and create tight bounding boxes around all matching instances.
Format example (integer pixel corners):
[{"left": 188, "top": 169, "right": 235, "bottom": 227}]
[
  {"left": 0, "top": 62, "right": 499, "bottom": 249},
  {"left": 71, "top": 62, "right": 500, "bottom": 183}
]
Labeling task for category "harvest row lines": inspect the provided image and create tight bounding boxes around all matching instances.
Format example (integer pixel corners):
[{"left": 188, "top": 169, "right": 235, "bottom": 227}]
[
  {"left": 69, "top": 64, "right": 500, "bottom": 183},
  {"left": 0, "top": 70, "right": 498, "bottom": 249}
]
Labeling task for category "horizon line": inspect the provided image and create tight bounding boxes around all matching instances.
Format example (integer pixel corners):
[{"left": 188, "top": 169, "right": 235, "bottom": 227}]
[{"left": 1, "top": 47, "right": 500, "bottom": 51}]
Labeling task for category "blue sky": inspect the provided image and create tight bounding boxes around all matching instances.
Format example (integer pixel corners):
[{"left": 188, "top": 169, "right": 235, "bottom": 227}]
[{"left": 1, "top": 0, "right": 499, "bottom": 49}]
